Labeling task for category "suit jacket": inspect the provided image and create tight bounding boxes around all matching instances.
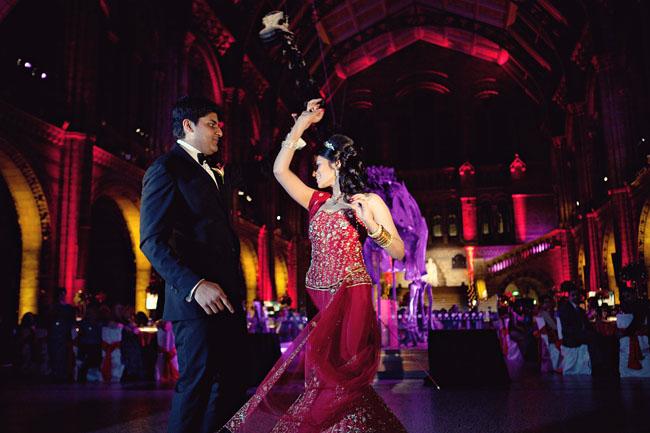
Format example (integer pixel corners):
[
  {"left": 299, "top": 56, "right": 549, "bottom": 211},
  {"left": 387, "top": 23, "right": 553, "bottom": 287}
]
[
  {"left": 140, "top": 144, "right": 245, "bottom": 321},
  {"left": 558, "top": 301, "right": 591, "bottom": 347}
]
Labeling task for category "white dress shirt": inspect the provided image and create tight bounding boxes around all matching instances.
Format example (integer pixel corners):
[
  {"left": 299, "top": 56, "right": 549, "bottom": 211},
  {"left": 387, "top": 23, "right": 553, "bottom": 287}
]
[
  {"left": 176, "top": 139, "right": 218, "bottom": 302},
  {"left": 177, "top": 139, "right": 219, "bottom": 188}
]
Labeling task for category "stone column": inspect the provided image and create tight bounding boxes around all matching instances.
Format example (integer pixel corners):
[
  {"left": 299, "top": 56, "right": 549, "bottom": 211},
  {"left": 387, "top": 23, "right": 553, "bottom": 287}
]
[{"left": 57, "top": 133, "right": 93, "bottom": 300}]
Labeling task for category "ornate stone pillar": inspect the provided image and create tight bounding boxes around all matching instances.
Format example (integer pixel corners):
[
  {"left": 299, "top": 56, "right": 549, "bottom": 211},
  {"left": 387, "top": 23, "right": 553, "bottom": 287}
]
[
  {"left": 57, "top": 133, "right": 93, "bottom": 299},
  {"left": 62, "top": 0, "right": 99, "bottom": 130},
  {"left": 550, "top": 135, "right": 576, "bottom": 228},
  {"left": 584, "top": 211, "right": 602, "bottom": 291},
  {"left": 610, "top": 186, "right": 636, "bottom": 267}
]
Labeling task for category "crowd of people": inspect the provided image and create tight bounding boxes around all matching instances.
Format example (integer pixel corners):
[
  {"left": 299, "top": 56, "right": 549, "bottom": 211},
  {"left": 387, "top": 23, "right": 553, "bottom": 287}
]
[
  {"left": 7, "top": 288, "right": 165, "bottom": 383},
  {"left": 2, "top": 288, "right": 315, "bottom": 385},
  {"left": 490, "top": 281, "right": 649, "bottom": 376},
  {"left": 4, "top": 280, "right": 648, "bottom": 383}
]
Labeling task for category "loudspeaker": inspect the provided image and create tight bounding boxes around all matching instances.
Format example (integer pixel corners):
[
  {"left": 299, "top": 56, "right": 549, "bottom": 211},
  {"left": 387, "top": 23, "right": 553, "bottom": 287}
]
[{"left": 427, "top": 330, "right": 509, "bottom": 387}]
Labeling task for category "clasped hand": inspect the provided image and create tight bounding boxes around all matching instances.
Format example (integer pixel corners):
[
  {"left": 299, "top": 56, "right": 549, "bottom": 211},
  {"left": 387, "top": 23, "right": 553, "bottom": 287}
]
[{"left": 292, "top": 98, "right": 324, "bottom": 130}]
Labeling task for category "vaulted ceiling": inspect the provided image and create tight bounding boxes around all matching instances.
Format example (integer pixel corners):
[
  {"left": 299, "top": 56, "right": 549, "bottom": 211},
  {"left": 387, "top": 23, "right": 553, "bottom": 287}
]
[{"left": 279, "top": 0, "right": 585, "bottom": 105}]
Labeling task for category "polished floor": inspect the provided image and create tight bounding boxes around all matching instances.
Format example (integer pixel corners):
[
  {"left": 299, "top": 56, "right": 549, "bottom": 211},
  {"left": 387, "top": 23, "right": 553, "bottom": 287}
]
[{"left": 2, "top": 373, "right": 649, "bottom": 433}]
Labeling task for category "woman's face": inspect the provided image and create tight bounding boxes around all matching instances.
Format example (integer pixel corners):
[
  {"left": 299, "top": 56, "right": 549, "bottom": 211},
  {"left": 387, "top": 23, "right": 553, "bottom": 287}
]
[{"left": 313, "top": 155, "right": 337, "bottom": 189}]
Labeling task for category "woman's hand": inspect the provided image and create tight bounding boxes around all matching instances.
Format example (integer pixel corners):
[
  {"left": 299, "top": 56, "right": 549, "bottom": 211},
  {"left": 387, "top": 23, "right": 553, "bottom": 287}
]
[
  {"left": 349, "top": 194, "right": 378, "bottom": 231},
  {"left": 293, "top": 98, "right": 325, "bottom": 131}
]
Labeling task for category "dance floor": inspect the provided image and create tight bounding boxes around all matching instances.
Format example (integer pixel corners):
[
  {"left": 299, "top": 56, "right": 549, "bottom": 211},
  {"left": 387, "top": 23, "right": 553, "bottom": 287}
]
[{"left": 1, "top": 373, "right": 649, "bottom": 433}]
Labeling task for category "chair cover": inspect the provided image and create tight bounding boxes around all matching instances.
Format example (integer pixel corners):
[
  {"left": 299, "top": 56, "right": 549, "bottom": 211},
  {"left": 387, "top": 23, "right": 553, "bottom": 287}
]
[{"left": 556, "top": 317, "right": 591, "bottom": 375}]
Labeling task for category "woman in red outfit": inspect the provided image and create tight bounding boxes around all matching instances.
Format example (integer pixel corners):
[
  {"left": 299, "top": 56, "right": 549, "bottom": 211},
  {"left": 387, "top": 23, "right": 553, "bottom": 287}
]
[{"left": 224, "top": 99, "right": 407, "bottom": 433}]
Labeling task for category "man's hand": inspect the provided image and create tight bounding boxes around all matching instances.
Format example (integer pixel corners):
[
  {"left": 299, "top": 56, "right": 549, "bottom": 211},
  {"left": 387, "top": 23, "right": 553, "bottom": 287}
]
[{"left": 194, "top": 280, "right": 234, "bottom": 315}]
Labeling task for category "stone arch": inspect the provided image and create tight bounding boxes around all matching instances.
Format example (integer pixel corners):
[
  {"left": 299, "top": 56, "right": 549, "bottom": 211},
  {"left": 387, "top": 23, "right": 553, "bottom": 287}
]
[
  {"left": 186, "top": 35, "right": 224, "bottom": 105},
  {"left": 498, "top": 268, "right": 554, "bottom": 299},
  {"left": 91, "top": 180, "right": 150, "bottom": 311},
  {"left": 577, "top": 243, "right": 586, "bottom": 290},
  {"left": 274, "top": 252, "right": 288, "bottom": 300},
  {"left": 239, "top": 237, "right": 258, "bottom": 307},
  {"left": 637, "top": 200, "right": 650, "bottom": 297},
  {"left": 0, "top": 141, "right": 52, "bottom": 319}
]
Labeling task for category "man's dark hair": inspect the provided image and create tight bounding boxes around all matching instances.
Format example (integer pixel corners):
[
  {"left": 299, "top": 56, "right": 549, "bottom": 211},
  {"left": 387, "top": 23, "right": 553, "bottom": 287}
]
[
  {"left": 560, "top": 280, "right": 578, "bottom": 294},
  {"left": 172, "top": 96, "right": 222, "bottom": 139}
]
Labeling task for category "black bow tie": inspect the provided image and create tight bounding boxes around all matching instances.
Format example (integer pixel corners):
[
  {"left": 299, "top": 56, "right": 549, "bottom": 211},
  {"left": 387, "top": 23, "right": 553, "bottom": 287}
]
[{"left": 197, "top": 152, "right": 219, "bottom": 167}]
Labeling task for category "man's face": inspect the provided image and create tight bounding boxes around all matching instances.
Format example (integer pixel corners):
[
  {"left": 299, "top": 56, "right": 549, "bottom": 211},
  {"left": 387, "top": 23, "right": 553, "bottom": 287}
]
[
  {"left": 569, "top": 290, "right": 582, "bottom": 304},
  {"left": 184, "top": 112, "right": 222, "bottom": 155}
]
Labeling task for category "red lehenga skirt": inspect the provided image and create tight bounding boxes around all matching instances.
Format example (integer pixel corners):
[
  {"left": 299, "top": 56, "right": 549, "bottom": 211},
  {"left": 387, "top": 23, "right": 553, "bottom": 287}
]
[{"left": 224, "top": 279, "right": 407, "bottom": 433}]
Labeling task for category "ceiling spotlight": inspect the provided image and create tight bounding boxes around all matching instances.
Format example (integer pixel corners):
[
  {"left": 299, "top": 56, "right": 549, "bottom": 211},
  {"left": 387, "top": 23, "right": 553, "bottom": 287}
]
[
  {"left": 24, "top": 62, "right": 32, "bottom": 68},
  {"left": 603, "top": 176, "right": 608, "bottom": 182},
  {"left": 237, "top": 190, "right": 245, "bottom": 196},
  {"left": 276, "top": 215, "right": 281, "bottom": 221},
  {"left": 40, "top": 72, "right": 47, "bottom": 79},
  {"left": 576, "top": 201, "right": 580, "bottom": 207},
  {"left": 246, "top": 195, "right": 252, "bottom": 202}
]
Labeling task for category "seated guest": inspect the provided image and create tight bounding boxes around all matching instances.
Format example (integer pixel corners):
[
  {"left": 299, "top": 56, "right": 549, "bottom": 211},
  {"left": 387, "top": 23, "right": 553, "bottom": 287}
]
[
  {"left": 249, "top": 299, "right": 269, "bottom": 334},
  {"left": 538, "top": 295, "right": 559, "bottom": 343},
  {"left": 16, "top": 313, "right": 37, "bottom": 378},
  {"left": 134, "top": 311, "right": 149, "bottom": 327},
  {"left": 76, "top": 305, "right": 102, "bottom": 382},
  {"left": 119, "top": 306, "right": 145, "bottom": 382},
  {"left": 619, "top": 289, "right": 648, "bottom": 337}
]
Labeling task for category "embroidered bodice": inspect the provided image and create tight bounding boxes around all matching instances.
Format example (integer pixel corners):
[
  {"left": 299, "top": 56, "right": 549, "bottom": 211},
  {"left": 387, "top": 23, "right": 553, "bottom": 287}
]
[{"left": 305, "top": 201, "right": 372, "bottom": 291}]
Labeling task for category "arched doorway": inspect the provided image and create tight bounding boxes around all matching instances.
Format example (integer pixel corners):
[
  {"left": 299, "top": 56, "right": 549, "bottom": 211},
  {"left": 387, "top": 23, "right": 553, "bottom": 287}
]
[
  {"left": 274, "top": 254, "right": 288, "bottom": 300},
  {"left": 602, "top": 224, "right": 619, "bottom": 303},
  {"left": 239, "top": 238, "right": 258, "bottom": 307},
  {"left": 503, "top": 279, "right": 542, "bottom": 303},
  {"left": 638, "top": 200, "right": 650, "bottom": 297},
  {"left": 87, "top": 197, "right": 135, "bottom": 306},
  {"left": 577, "top": 244, "right": 586, "bottom": 290},
  {"left": 0, "top": 174, "right": 21, "bottom": 325},
  {"left": 0, "top": 144, "right": 49, "bottom": 319}
]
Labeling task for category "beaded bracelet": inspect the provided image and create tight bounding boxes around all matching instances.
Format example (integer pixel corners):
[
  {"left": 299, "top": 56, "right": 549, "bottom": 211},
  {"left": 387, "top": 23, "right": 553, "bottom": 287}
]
[{"left": 281, "top": 136, "right": 307, "bottom": 150}]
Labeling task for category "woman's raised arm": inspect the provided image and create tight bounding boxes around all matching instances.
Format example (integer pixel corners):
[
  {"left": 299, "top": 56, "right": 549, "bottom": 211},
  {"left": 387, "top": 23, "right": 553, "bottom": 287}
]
[{"left": 273, "top": 99, "right": 324, "bottom": 209}]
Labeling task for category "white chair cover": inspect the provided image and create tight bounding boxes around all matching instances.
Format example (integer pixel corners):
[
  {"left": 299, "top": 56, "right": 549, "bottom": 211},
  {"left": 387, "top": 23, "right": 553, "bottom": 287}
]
[
  {"left": 496, "top": 318, "right": 524, "bottom": 379},
  {"left": 155, "top": 321, "right": 179, "bottom": 382},
  {"left": 534, "top": 316, "right": 562, "bottom": 373},
  {"left": 616, "top": 313, "right": 650, "bottom": 377},
  {"left": 557, "top": 317, "right": 591, "bottom": 375},
  {"left": 101, "top": 324, "right": 124, "bottom": 383}
]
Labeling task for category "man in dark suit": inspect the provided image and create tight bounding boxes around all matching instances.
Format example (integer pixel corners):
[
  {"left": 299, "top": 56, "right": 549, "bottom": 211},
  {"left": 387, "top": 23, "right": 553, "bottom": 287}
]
[
  {"left": 557, "top": 281, "right": 606, "bottom": 375},
  {"left": 140, "top": 96, "right": 247, "bottom": 433}
]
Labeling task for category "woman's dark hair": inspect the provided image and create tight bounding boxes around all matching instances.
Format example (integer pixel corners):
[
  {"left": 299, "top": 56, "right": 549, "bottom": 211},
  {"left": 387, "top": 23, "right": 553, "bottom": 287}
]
[{"left": 316, "top": 134, "right": 367, "bottom": 197}]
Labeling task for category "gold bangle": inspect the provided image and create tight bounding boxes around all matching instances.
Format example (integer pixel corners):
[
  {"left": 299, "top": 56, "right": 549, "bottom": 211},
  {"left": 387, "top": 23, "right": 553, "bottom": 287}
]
[
  {"left": 368, "top": 224, "right": 382, "bottom": 238},
  {"left": 372, "top": 226, "right": 393, "bottom": 248}
]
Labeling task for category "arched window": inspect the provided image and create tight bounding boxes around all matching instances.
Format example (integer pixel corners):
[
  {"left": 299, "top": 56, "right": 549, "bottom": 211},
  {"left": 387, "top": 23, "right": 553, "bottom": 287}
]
[
  {"left": 448, "top": 213, "right": 458, "bottom": 237},
  {"left": 479, "top": 203, "right": 491, "bottom": 237},
  {"left": 432, "top": 215, "right": 443, "bottom": 238},
  {"left": 452, "top": 254, "right": 467, "bottom": 269}
]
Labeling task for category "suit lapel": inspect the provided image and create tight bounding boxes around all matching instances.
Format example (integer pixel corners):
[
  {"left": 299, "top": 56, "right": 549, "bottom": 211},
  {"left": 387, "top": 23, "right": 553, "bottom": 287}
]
[{"left": 171, "top": 145, "right": 227, "bottom": 214}]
